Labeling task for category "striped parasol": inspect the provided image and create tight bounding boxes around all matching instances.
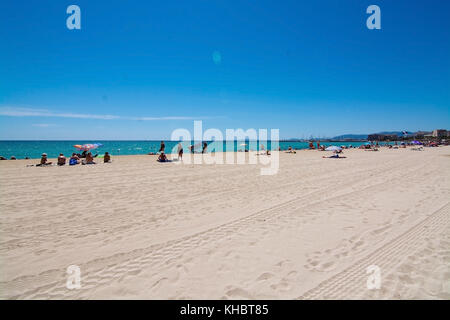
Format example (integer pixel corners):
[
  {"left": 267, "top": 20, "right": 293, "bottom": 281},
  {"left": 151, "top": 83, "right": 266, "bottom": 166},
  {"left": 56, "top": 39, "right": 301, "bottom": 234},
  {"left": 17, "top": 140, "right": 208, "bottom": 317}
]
[{"left": 74, "top": 143, "right": 103, "bottom": 151}]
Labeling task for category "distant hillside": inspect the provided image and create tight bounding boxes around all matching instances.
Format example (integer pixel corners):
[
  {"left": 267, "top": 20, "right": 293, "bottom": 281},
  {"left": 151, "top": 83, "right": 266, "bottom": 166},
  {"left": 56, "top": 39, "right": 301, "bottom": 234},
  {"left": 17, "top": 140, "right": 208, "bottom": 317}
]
[
  {"left": 376, "top": 131, "right": 405, "bottom": 136},
  {"left": 332, "top": 131, "right": 411, "bottom": 140},
  {"left": 331, "top": 134, "right": 368, "bottom": 140}
]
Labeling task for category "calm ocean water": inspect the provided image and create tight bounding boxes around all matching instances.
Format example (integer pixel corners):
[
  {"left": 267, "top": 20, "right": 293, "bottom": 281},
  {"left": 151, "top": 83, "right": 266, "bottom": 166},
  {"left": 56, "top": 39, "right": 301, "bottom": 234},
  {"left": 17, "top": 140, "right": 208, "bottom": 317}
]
[{"left": 0, "top": 140, "right": 373, "bottom": 159}]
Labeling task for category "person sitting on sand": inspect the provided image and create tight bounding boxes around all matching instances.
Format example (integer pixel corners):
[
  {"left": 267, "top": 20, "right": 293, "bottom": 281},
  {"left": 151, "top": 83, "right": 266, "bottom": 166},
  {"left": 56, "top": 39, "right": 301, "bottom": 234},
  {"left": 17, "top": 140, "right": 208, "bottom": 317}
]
[
  {"left": 157, "top": 152, "right": 168, "bottom": 162},
  {"left": 57, "top": 153, "right": 66, "bottom": 166},
  {"left": 82, "top": 152, "right": 96, "bottom": 165},
  {"left": 103, "top": 152, "right": 111, "bottom": 163},
  {"left": 69, "top": 153, "right": 80, "bottom": 165},
  {"left": 286, "top": 146, "right": 296, "bottom": 154},
  {"left": 258, "top": 144, "right": 270, "bottom": 155},
  {"left": 86, "top": 152, "right": 95, "bottom": 164},
  {"left": 37, "top": 153, "right": 52, "bottom": 166}
]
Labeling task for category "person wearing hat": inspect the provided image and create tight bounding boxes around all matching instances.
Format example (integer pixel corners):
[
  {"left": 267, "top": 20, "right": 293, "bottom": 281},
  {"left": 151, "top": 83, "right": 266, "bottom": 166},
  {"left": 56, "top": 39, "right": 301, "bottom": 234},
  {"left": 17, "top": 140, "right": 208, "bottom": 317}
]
[{"left": 37, "top": 153, "right": 52, "bottom": 166}]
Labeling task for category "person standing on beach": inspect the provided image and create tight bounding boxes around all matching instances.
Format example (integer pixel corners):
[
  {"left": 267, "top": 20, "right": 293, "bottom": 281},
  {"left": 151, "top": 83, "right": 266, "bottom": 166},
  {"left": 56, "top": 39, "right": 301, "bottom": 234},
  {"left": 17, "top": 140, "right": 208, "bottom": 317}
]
[
  {"left": 177, "top": 143, "right": 183, "bottom": 160},
  {"left": 202, "top": 142, "right": 207, "bottom": 154},
  {"left": 159, "top": 141, "right": 165, "bottom": 153}
]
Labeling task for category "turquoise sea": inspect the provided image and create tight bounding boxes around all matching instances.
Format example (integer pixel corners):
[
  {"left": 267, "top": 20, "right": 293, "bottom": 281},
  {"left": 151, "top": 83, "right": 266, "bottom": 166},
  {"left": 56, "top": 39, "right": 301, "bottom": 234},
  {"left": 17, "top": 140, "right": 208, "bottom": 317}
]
[{"left": 0, "top": 140, "right": 377, "bottom": 159}]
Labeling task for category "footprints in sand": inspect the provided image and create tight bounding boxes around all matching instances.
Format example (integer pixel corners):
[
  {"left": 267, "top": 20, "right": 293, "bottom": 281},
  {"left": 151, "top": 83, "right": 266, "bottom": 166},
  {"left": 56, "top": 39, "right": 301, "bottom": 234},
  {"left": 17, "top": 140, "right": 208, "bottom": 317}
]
[
  {"left": 305, "top": 237, "right": 364, "bottom": 273},
  {"left": 305, "top": 252, "right": 338, "bottom": 272},
  {"left": 256, "top": 272, "right": 274, "bottom": 281},
  {"left": 224, "top": 286, "right": 254, "bottom": 299},
  {"left": 305, "top": 216, "right": 405, "bottom": 274},
  {"left": 363, "top": 229, "right": 450, "bottom": 299},
  {"left": 222, "top": 259, "right": 299, "bottom": 299},
  {"left": 257, "top": 260, "right": 298, "bottom": 294},
  {"left": 299, "top": 202, "right": 450, "bottom": 300}
]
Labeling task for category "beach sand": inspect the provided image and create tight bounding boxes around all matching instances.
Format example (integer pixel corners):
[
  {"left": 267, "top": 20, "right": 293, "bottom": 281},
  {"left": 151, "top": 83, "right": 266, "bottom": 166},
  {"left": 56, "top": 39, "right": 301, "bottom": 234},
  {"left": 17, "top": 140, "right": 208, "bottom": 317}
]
[{"left": 0, "top": 147, "right": 449, "bottom": 299}]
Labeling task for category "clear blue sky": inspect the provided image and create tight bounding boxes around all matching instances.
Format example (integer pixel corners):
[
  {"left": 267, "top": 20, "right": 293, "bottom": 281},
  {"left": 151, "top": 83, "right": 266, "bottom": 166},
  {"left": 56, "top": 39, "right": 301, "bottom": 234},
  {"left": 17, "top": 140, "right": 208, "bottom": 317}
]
[{"left": 1, "top": 0, "right": 449, "bottom": 140}]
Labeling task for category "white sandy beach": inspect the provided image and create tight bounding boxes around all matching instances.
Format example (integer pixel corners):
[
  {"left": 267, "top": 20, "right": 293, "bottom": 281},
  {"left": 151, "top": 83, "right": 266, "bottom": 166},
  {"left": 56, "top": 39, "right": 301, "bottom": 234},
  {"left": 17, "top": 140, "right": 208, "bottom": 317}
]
[{"left": 0, "top": 147, "right": 449, "bottom": 299}]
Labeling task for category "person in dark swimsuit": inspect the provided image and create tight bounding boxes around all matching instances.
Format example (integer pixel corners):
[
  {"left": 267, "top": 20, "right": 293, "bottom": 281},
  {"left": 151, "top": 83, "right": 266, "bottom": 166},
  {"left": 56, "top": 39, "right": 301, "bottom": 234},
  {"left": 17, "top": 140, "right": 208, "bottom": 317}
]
[
  {"left": 177, "top": 143, "right": 183, "bottom": 160},
  {"left": 202, "top": 142, "right": 207, "bottom": 154},
  {"left": 157, "top": 152, "right": 168, "bottom": 162},
  {"left": 103, "top": 152, "right": 111, "bottom": 163},
  {"left": 159, "top": 141, "right": 165, "bottom": 153}
]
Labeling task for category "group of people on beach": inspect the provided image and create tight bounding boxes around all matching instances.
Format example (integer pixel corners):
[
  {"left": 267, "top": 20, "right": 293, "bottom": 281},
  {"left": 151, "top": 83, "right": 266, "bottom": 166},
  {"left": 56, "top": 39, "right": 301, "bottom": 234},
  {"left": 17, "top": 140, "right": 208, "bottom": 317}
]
[
  {"left": 155, "top": 141, "right": 209, "bottom": 162},
  {"left": 36, "top": 150, "right": 111, "bottom": 167},
  {"left": 13, "top": 139, "right": 443, "bottom": 166},
  {"left": 156, "top": 141, "right": 171, "bottom": 162}
]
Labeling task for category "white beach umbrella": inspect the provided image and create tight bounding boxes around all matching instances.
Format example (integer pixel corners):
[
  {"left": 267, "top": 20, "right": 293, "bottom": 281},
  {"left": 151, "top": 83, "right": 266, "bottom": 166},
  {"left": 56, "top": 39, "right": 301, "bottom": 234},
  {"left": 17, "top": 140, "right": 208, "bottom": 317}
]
[{"left": 325, "top": 146, "right": 342, "bottom": 152}]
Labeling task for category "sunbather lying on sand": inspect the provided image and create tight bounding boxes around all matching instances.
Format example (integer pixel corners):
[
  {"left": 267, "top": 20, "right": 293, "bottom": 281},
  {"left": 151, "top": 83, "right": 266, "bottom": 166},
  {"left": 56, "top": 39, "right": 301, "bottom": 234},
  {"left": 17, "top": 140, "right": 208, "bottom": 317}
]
[
  {"left": 323, "top": 153, "right": 346, "bottom": 159},
  {"left": 285, "top": 146, "right": 296, "bottom": 154}
]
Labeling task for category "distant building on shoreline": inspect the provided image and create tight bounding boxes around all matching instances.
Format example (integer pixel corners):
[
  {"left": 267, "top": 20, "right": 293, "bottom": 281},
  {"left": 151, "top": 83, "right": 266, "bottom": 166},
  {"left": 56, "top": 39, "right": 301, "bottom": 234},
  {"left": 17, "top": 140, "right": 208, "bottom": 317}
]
[
  {"left": 432, "top": 129, "right": 448, "bottom": 138},
  {"left": 366, "top": 129, "right": 449, "bottom": 141},
  {"left": 291, "top": 129, "right": 448, "bottom": 142},
  {"left": 413, "top": 131, "right": 431, "bottom": 139}
]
